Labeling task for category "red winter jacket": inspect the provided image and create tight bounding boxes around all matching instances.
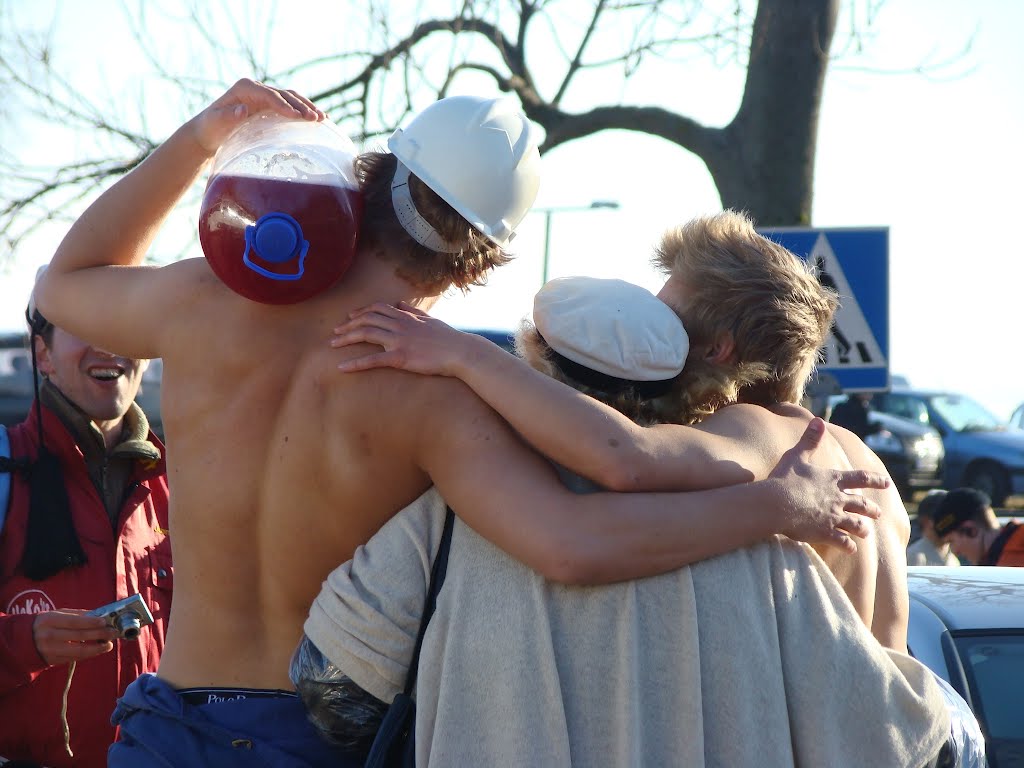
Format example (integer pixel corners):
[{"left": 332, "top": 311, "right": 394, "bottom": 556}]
[{"left": 0, "top": 401, "right": 171, "bottom": 768}]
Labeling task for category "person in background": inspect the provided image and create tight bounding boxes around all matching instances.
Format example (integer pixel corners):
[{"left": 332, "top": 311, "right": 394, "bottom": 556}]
[
  {"left": 907, "top": 490, "right": 961, "bottom": 567},
  {"left": 828, "top": 391, "right": 881, "bottom": 440},
  {"left": 935, "top": 487, "right": 1024, "bottom": 566},
  {"left": 0, "top": 268, "right": 171, "bottom": 768}
]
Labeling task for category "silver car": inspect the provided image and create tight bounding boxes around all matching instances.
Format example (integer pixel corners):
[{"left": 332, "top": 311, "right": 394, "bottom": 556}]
[{"left": 907, "top": 566, "right": 1024, "bottom": 767}]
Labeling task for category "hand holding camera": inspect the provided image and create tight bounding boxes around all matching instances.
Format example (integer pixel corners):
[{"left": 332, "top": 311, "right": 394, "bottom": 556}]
[{"left": 87, "top": 594, "right": 154, "bottom": 641}]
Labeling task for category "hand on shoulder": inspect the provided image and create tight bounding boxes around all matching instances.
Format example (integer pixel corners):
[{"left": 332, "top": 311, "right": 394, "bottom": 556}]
[{"left": 332, "top": 302, "right": 494, "bottom": 378}]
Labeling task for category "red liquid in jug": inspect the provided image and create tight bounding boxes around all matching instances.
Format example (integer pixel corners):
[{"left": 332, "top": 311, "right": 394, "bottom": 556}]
[{"left": 199, "top": 174, "right": 363, "bottom": 305}]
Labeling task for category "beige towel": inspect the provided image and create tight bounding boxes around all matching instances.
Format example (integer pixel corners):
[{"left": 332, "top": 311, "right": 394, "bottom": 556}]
[{"left": 306, "top": 488, "right": 950, "bottom": 767}]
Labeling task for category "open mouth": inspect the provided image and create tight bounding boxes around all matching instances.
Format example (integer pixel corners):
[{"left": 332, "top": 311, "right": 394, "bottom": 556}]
[{"left": 89, "top": 365, "right": 126, "bottom": 382}]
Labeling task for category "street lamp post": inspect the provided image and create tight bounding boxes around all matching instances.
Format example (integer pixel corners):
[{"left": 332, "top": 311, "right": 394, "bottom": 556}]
[{"left": 537, "top": 200, "right": 620, "bottom": 285}]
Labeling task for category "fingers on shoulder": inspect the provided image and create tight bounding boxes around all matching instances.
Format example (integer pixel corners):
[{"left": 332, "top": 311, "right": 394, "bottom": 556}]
[
  {"left": 827, "top": 529, "right": 859, "bottom": 555},
  {"left": 837, "top": 469, "right": 889, "bottom": 494},
  {"left": 797, "top": 416, "right": 827, "bottom": 447},
  {"left": 837, "top": 512, "right": 871, "bottom": 540}
]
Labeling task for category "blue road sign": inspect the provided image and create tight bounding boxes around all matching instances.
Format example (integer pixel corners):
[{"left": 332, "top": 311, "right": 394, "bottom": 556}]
[{"left": 758, "top": 227, "right": 889, "bottom": 391}]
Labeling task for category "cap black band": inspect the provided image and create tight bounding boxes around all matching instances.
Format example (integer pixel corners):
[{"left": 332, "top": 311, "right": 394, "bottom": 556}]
[
  {"left": 25, "top": 306, "right": 51, "bottom": 337},
  {"left": 544, "top": 344, "right": 675, "bottom": 400}
]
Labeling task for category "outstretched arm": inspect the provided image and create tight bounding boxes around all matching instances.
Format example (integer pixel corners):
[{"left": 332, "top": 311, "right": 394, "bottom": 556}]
[
  {"left": 416, "top": 377, "right": 886, "bottom": 584},
  {"left": 334, "top": 302, "right": 751, "bottom": 492},
  {"left": 37, "top": 79, "right": 324, "bottom": 359}
]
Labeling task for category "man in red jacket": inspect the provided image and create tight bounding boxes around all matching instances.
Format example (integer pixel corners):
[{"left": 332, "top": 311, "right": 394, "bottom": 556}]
[{"left": 0, "top": 271, "right": 171, "bottom": 768}]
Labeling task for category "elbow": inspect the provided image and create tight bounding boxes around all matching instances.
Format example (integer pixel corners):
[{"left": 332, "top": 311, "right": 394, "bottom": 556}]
[
  {"left": 32, "top": 271, "right": 55, "bottom": 320},
  {"left": 590, "top": 452, "right": 648, "bottom": 493},
  {"left": 528, "top": 535, "right": 608, "bottom": 586},
  {"left": 538, "top": 559, "right": 595, "bottom": 586},
  {"left": 33, "top": 266, "right": 72, "bottom": 325}
]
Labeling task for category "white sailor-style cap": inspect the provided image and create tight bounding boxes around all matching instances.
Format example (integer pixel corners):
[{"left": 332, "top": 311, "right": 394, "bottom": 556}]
[{"left": 532, "top": 276, "right": 688, "bottom": 396}]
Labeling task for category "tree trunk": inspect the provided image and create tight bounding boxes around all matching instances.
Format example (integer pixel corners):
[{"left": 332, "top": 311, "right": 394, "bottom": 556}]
[{"left": 706, "top": 0, "right": 839, "bottom": 225}]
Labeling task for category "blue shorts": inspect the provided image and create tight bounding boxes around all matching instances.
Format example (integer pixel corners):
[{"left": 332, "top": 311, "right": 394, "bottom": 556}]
[{"left": 109, "top": 673, "right": 361, "bottom": 767}]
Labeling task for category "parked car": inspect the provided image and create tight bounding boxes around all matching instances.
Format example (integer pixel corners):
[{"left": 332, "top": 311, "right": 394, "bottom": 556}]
[
  {"left": 826, "top": 394, "right": 945, "bottom": 500},
  {"left": 0, "top": 331, "right": 34, "bottom": 429},
  {"left": 907, "top": 566, "right": 1024, "bottom": 767},
  {"left": 872, "top": 388, "right": 1024, "bottom": 506}
]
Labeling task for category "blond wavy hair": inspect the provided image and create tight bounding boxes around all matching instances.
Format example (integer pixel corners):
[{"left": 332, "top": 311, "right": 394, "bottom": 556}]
[
  {"left": 653, "top": 210, "right": 837, "bottom": 424},
  {"left": 356, "top": 151, "right": 512, "bottom": 294}
]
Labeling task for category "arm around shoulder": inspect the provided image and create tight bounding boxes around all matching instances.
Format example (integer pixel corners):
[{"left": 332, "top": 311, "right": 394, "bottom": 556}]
[
  {"left": 334, "top": 304, "right": 761, "bottom": 493},
  {"left": 414, "top": 379, "right": 798, "bottom": 584},
  {"left": 439, "top": 345, "right": 760, "bottom": 494}
]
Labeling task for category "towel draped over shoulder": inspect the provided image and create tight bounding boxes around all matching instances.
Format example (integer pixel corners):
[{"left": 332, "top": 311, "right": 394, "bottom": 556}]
[{"left": 306, "top": 488, "right": 949, "bottom": 768}]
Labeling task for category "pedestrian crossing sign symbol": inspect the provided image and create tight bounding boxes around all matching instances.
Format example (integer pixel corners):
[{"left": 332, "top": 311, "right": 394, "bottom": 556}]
[{"left": 758, "top": 227, "right": 889, "bottom": 391}]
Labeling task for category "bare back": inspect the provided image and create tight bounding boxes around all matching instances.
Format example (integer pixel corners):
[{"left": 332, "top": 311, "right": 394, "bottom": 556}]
[
  {"left": 696, "top": 403, "right": 911, "bottom": 651},
  {"left": 822, "top": 422, "right": 911, "bottom": 651},
  {"left": 154, "top": 259, "right": 446, "bottom": 689}
]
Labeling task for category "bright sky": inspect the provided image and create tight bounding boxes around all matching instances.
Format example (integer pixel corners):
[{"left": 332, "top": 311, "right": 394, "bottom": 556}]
[{"left": 2, "top": 0, "right": 1022, "bottom": 418}]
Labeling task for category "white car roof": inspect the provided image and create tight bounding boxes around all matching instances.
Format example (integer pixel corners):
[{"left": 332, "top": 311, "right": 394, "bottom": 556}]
[{"left": 907, "top": 565, "right": 1024, "bottom": 631}]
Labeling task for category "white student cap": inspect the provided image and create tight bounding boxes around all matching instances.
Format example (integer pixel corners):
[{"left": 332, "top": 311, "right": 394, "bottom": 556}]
[{"left": 532, "top": 276, "right": 688, "bottom": 381}]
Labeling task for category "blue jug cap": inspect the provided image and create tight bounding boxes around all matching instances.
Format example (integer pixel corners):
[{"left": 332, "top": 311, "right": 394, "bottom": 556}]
[{"left": 252, "top": 212, "right": 303, "bottom": 263}]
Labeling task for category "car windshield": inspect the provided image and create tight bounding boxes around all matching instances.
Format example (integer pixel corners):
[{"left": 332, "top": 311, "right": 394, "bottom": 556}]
[
  {"left": 928, "top": 394, "right": 1002, "bottom": 432},
  {"left": 0, "top": 345, "right": 34, "bottom": 398},
  {"left": 954, "top": 632, "right": 1024, "bottom": 765}
]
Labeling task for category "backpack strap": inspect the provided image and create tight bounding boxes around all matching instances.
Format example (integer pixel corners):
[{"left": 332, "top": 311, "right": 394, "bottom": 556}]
[
  {"left": 403, "top": 507, "right": 455, "bottom": 696},
  {"left": 0, "top": 424, "right": 12, "bottom": 533},
  {"left": 0, "top": 424, "right": 30, "bottom": 535},
  {"left": 363, "top": 506, "right": 455, "bottom": 768}
]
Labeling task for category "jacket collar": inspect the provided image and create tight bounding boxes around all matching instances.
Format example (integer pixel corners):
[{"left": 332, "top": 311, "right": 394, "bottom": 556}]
[{"left": 39, "top": 379, "right": 161, "bottom": 465}]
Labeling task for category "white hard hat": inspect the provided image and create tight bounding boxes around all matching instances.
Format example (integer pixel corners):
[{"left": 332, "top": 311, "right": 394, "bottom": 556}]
[{"left": 388, "top": 95, "right": 541, "bottom": 247}]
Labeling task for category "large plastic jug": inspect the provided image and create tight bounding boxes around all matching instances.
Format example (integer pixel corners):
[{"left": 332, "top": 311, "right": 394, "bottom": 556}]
[{"left": 199, "top": 113, "right": 363, "bottom": 305}]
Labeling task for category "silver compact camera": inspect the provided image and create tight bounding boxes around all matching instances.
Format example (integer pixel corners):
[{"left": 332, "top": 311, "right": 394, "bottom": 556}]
[{"left": 88, "top": 594, "right": 154, "bottom": 641}]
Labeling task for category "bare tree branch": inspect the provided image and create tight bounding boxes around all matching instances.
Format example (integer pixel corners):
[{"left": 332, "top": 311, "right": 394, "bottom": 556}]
[
  {"left": 552, "top": 0, "right": 607, "bottom": 106},
  {"left": 0, "top": 0, "right": 977, "bottom": 258}
]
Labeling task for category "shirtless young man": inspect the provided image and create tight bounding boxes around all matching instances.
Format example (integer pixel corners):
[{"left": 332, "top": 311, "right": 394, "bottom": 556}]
[
  {"left": 37, "top": 83, "right": 884, "bottom": 766},
  {"left": 333, "top": 211, "right": 913, "bottom": 652}
]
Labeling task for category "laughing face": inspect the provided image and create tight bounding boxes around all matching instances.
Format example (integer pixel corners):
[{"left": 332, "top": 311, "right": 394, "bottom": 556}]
[{"left": 35, "top": 327, "right": 148, "bottom": 427}]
